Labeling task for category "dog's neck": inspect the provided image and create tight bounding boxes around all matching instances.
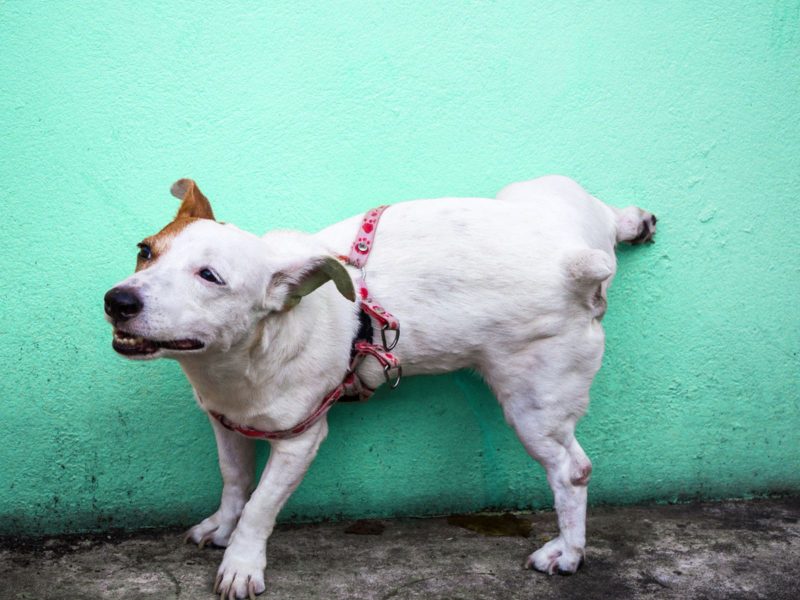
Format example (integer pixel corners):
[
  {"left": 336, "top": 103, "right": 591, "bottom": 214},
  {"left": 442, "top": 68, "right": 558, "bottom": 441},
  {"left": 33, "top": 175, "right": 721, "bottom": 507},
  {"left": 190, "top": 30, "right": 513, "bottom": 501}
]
[{"left": 177, "top": 285, "right": 359, "bottom": 431}]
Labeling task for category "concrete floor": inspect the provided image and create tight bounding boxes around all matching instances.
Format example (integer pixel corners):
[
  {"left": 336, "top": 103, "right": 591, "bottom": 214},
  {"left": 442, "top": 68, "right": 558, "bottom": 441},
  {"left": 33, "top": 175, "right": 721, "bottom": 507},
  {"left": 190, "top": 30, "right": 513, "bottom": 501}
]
[{"left": 1, "top": 497, "right": 798, "bottom": 600}]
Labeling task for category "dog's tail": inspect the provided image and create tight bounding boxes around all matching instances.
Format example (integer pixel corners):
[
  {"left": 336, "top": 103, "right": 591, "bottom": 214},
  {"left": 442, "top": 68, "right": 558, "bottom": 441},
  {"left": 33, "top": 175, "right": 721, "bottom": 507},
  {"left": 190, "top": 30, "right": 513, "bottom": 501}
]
[{"left": 563, "top": 249, "right": 614, "bottom": 318}]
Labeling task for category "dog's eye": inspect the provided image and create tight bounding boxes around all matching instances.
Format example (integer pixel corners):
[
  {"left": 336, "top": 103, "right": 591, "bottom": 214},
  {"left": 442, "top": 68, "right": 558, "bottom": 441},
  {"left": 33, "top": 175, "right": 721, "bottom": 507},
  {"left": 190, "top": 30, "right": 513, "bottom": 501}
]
[
  {"left": 198, "top": 268, "right": 225, "bottom": 285},
  {"left": 137, "top": 243, "right": 152, "bottom": 260}
]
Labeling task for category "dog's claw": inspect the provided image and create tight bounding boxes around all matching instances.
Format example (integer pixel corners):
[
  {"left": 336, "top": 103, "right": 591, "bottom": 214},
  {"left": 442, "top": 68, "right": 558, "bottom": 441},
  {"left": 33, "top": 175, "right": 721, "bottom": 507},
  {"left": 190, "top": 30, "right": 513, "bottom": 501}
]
[
  {"left": 217, "top": 571, "right": 238, "bottom": 600},
  {"left": 525, "top": 550, "right": 561, "bottom": 575},
  {"left": 198, "top": 531, "right": 219, "bottom": 550},
  {"left": 214, "top": 573, "right": 223, "bottom": 594}
]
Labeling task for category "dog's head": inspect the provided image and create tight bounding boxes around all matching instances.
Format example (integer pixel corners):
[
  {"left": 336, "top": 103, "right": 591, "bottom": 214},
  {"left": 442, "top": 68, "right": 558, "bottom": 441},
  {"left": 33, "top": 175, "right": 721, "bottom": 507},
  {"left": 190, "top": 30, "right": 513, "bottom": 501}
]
[{"left": 104, "top": 180, "right": 354, "bottom": 360}]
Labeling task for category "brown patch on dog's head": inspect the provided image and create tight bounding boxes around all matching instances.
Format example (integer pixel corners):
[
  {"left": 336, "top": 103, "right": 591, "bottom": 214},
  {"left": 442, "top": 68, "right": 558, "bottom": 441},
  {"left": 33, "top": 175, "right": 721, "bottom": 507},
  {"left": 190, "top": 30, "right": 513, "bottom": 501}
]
[{"left": 135, "top": 179, "right": 216, "bottom": 271}]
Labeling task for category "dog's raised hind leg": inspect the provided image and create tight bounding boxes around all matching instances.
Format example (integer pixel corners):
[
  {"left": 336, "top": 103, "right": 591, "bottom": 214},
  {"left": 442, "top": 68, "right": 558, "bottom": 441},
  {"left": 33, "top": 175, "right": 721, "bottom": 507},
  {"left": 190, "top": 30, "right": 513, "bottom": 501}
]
[{"left": 612, "top": 205, "right": 657, "bottom": 245}]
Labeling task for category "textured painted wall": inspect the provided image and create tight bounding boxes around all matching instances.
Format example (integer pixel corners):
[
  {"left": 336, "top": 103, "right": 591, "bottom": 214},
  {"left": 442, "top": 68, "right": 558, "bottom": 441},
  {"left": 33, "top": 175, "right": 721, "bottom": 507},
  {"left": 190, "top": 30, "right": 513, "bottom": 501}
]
[{"left": 1, "top": 1, "right": 798, "bottom": 535}]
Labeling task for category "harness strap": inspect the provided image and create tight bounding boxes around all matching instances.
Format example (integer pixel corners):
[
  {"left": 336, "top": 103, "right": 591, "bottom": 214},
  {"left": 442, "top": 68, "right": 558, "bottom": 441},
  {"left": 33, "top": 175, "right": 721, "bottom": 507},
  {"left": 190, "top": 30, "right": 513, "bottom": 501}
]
[
  {"left": 208, "top": 205, "right": 401, "bottom": 440},
  {"left": 349, "top": 206, "right": 400, "bottom": 342},
  {"left": 348, "top": 205, "right": 388, "bottom": 268},
  {"left": 209, "top": 381, "right": 346, "bottom": 440}
]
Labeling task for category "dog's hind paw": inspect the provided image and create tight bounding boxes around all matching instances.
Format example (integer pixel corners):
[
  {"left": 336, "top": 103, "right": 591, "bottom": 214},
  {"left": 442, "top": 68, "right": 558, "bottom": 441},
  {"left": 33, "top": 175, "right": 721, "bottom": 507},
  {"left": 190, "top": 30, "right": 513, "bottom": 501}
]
[
  {"left": 616, "top": 207, "right": 657, "bottom": 245},
  {"left": 185, "top": 511, "right": 238, "bottom": 548},
  {"left": 525, "top": 536, "right": 584, "bottom": 575}
]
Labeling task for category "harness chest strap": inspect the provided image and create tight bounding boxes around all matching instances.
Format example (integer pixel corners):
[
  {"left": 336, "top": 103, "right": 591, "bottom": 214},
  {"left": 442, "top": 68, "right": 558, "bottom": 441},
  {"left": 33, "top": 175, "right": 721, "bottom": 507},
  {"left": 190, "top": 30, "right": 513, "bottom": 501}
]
[
  {"left": 210, "top": 205, "right": 401, "bottom": 440},
  {"left": 208, "top": 384, "right": 345, "bottom": 441}
]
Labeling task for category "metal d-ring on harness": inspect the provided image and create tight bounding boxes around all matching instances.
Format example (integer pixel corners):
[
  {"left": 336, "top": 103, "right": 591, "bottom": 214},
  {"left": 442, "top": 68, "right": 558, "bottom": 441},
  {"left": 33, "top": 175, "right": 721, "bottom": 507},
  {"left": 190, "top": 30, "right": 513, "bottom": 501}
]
[
  {"left": 344, "top": 205, "right": 403, "bottom": 392},
  {"left": 208, "top": 205, "right": 402, "bottom": 441}
]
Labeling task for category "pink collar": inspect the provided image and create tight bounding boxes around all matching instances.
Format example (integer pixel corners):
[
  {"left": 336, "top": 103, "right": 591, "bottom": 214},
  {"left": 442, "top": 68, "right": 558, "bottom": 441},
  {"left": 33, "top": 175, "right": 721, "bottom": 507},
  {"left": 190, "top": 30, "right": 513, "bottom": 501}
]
[{"left": 209, "top": 206, "right": 401, "bottom": 441}]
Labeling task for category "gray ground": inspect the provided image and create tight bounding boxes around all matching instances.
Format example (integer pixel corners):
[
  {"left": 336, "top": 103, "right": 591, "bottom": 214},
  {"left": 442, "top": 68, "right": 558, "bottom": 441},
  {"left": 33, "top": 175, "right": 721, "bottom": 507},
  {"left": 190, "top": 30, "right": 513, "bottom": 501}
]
[{"left": 2, "top": 497, "right": 798, "bottom": 600}]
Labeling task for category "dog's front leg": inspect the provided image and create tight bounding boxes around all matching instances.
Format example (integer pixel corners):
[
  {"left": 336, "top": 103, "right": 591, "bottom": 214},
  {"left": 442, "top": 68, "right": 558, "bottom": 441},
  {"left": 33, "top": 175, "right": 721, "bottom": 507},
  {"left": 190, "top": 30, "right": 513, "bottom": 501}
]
[
  {"left": 186, "top": 416, "right": 256, "bottom": 548},
  {"left": 215, "top": 420, "right": 327, "bottom": 599}
]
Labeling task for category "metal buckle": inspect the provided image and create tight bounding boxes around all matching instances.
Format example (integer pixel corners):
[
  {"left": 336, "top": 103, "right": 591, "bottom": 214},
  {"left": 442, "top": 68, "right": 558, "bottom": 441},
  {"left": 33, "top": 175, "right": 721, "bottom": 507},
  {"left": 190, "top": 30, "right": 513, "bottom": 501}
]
[
  {"left": 383, "top": 364, "right": 402, "bottom": 389},
  {"left": 381, "top": 325, "right": 400, "bottom": 351}
]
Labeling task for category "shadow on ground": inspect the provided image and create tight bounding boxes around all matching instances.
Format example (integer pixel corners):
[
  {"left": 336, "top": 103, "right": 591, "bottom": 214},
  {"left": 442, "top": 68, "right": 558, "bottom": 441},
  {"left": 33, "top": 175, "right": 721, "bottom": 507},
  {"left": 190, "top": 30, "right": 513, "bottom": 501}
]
[{"left": 2, "top": 497, "right": 798, "bottom": 599}]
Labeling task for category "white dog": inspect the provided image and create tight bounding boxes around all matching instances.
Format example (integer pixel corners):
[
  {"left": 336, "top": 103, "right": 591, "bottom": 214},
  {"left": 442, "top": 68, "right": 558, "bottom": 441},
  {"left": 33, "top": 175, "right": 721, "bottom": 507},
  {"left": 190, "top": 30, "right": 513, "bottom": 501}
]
[{"left": 104, "top": 175, "right": 656, "bottom": 598}]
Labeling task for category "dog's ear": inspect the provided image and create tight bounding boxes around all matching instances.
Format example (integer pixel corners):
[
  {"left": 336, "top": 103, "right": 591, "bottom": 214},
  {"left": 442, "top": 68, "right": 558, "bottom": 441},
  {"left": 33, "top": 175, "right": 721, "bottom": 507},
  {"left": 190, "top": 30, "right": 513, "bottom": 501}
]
[
  {"left": 170, "top": 178, "right": 216, "bottom": 221},
  {"left": 268, "top": 256, "right": 355, "bottom": 311}
]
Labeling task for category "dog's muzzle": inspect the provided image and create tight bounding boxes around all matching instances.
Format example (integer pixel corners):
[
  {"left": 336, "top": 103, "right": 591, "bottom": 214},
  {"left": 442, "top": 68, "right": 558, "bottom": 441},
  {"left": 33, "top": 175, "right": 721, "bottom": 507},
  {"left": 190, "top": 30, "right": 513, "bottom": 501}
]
[{"left": 104, "top": 286, "right": 204, "bottom": 356}]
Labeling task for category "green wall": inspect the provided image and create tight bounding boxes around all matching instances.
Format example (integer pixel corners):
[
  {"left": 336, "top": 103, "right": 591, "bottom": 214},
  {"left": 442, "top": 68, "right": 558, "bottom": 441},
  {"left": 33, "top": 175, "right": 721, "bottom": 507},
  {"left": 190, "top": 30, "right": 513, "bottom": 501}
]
[{"left": 1, "top": 1, "right": 798, "bottom": 535}]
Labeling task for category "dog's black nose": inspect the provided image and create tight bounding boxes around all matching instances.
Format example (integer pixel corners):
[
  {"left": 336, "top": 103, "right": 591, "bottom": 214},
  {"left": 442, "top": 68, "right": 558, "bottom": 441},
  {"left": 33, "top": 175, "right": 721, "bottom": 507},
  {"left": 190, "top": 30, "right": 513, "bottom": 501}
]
[{"left": 104, "top": 287, "right": 143, "bottom": 322}]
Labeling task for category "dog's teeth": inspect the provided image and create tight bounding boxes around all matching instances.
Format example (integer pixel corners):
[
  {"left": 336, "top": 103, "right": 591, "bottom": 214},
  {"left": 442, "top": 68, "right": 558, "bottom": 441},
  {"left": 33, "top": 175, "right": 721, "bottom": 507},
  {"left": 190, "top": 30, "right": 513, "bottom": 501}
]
[{"left": 114, "top": 331, "right": 147, "bottom": 347}]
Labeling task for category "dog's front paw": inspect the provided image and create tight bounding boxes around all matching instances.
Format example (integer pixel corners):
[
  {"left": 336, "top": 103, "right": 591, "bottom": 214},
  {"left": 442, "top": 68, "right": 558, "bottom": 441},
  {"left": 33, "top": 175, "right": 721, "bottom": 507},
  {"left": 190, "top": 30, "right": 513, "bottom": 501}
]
[
  {"left": 525, "top": 536, "right": 584, "bottom": 575},
  {"left": 215, "top": 542, "right": 267, "bottom": 599},
  {"left": 185, "top": 510, "right": 239, "bottom": 549}
]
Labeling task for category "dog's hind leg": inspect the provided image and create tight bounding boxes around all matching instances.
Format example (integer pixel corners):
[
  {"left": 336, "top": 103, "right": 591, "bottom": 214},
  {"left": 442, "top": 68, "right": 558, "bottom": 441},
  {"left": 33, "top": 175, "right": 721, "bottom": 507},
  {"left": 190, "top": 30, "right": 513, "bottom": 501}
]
[
  {"left": 517, "top": 419, "right": 592, "bottom": 574},
  {"left": 185, "top": 414, "right": 256, "bottom": 548},
  {"left": 480, "top": 327, "right": 604, "bottom": 574}
]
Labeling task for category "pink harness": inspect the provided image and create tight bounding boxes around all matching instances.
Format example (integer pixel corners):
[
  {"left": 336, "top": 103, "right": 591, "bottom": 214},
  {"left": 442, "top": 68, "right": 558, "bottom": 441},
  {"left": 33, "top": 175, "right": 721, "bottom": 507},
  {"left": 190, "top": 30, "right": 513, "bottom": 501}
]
[{"left": 209, "top": 206, "right": 401, "bottom": 440}]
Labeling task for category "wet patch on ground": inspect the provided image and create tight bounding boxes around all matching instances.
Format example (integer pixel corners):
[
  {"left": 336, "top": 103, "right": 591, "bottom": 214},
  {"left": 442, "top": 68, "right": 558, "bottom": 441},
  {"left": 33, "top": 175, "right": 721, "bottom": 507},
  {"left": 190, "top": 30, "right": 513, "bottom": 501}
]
[
  {"left": 447, "top": 513, "right": 532, "bottom": 537},
  {"left": 344, "top": 519, "right": 386, "bottom": 535}
]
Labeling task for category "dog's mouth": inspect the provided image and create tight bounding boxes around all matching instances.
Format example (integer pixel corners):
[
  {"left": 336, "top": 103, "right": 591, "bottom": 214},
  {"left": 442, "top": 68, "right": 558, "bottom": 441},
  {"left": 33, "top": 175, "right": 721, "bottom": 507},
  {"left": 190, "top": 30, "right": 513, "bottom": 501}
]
[{"left": 112, "top": 329, "right": 204, "bottom": 356}]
